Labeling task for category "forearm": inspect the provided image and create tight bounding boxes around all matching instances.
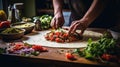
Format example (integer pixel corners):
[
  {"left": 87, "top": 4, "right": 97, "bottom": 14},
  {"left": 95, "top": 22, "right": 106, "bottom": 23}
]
[
  {"left": 53, "top": 0, "right": 63, "bottom": 15},
  {"left": 82, "top": 0, "right": 108, "bottom": 25}
]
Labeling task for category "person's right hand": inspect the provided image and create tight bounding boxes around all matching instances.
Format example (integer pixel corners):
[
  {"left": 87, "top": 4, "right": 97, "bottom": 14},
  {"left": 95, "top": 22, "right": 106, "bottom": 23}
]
[
  {"left": 50, "top": 13, "right": 65, "bottom": 29},
  {"left": 68, "top": 19, "right": 89, "bottom": 36}
]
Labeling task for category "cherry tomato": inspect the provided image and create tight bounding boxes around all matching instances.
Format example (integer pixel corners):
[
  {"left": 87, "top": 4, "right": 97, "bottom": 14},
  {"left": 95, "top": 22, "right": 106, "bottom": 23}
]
[
  {"left": 101, "top": 53, "right": 117, "bottom": 61},
  {"left": 65, "top": 53, "right": 75, "bottom": 59}
]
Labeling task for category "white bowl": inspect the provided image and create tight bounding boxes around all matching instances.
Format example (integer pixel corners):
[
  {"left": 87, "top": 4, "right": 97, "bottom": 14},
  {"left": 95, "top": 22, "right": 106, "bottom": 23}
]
[{"left": 108, "top": 29, "right": 120, "bottom": 39}]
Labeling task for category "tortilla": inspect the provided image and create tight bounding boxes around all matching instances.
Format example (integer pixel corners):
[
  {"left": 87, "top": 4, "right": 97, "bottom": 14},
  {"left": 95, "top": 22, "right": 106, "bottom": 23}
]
[{"left": 22, "top": 28, "right": 105, "bottom": 48}]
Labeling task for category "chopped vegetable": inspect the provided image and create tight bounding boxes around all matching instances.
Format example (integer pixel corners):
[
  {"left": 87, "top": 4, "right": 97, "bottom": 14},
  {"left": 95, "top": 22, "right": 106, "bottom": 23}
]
[
  {"left": 45, "top": 28, "right": 82, "bottom": 43},
  {"left": 13, "top": 23, "right": 34, "bottom": 28},
  {"left": 3, "top": 42, "right": 48, "bottom": 57}
]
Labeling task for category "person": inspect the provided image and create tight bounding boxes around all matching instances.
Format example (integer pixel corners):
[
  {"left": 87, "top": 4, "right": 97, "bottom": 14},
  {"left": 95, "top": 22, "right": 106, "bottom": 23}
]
[{"left": 50, "top": 0, "right": 120, "bottom": 35}]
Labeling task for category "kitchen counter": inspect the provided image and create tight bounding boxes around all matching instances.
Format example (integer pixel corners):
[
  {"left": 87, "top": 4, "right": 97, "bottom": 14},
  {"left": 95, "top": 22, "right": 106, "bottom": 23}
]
[{"left": 0, "top": 28, "right": 119, "bottom": 67}]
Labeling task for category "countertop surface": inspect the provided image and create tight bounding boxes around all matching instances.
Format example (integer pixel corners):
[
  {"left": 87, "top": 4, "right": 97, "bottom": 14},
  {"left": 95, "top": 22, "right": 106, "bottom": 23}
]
[{"left": 0, "top": 28, "right": 119, "bottom": 67}]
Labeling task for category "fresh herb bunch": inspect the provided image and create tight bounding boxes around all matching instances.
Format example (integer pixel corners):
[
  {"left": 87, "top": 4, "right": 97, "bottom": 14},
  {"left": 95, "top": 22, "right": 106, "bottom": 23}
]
[
  {"left": 74, "top": 33, "right": 120, "bottom": 62},
  {"left": 40, "top": 15, "right": 52, "bottom": 29}
]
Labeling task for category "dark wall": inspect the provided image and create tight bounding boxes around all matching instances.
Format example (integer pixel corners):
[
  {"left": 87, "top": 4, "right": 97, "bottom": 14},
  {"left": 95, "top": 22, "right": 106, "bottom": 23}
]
[{"left": 0, "top": 0, "right": 3, "bottom": 9}]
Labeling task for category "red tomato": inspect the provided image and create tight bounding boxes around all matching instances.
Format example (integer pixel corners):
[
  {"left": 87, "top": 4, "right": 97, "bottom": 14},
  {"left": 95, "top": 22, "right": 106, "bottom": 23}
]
[
  {"left": 101, "top": 53, "right": 118, "bottom": 61},
  {"left": 55, "top": 38, "right": 64, "bottom": 43},
  {"left": 13, "top": 43, "right": 24, "bottom": 50},
  {"left": 32, "top": 45, "right": 43, "bottom": 51},
  {"left": 49, "top": 37, "right": 55, "bottom": 41},
  {"left": 32, "top": 45, "right": 47, "bottom": 52},
  {"left": 65, "top": 53, "right": 75, "bottom": 59},
  {"left": 42, "top": 47, "right": 47, "bottom": 52},
  {"left": 0, "top": 21, "right": 10, "bottom": 28},
  {"left": 63, "top": 33, "right": 68, "bottom": 37},
  {"left": 55, "top": 32, "right": 61, "bottom": 35},
  {"left": 45, "top": 35, "right": 50, "bottom": 40}
]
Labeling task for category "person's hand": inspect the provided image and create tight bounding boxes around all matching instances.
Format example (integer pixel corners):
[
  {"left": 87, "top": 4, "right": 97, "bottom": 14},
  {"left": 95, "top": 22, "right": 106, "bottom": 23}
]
[
  {"left": 50, "top": 13, "right": 65, "bottom": 29},
  {"left": 68, "top": 19, "right": 89, "bottom": 35}
]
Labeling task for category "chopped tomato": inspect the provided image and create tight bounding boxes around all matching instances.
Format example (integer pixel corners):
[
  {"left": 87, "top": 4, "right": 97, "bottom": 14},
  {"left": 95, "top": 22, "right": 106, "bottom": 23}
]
[
  {"left": 45, "top": 35, "right": 50, "bottom": 40},
  {"left": 55, "top": 38, "right": 64, "bottom": 43},
  {"left": 49, "top": 37, "right": 55, "bottom": 41},
  {"left": 55, "top": 32, "right": 61, "bottom": 35},
  {"left": 42, "top": 47, "right": 47, "bottom": 52},
  {"left": 32, "top": 45, "right": 47, "bottom": 52},
  {"left": 65, "top": 53, "right": 75, "bottom": 59},
  {"left": 13, "top": 43, "right": 24, "bottom": 50},
  {"left": 63, "top": 33, "right": 68, "bottom": 37},
  {"left": 45, "top": 29, "right": 80, "bottom": 43},
  {"left": 32, "top": 45, "right": 43, "bottom": 51}
]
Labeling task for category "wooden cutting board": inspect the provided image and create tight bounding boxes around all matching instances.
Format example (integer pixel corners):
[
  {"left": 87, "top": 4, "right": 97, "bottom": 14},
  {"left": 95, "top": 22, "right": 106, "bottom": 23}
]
[{"left": 22, "top": 28, "right": 106, "bottom": 48}]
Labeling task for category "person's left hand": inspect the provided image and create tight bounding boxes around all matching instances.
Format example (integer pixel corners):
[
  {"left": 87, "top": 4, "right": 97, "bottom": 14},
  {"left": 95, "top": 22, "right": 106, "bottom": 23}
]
[{"left": 68, "top": 20, "right": 89, "bottom": 35}]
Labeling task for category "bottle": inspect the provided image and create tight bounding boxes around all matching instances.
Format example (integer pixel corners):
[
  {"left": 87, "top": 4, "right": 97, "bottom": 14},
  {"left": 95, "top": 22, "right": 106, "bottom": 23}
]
[
  {"left": 34, "top": 19, "right": 42, "bottom": 31},
  {"left": 7, "top": 5, "right": 12, "bottom": 21},
  {"left": 11, "top": 6, "right": 16, "bottom": 23}
]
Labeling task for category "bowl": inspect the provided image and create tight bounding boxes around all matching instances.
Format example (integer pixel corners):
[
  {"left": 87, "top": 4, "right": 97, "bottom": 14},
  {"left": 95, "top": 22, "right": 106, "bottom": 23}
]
[
  {"left": 0, "top": 28, "right": 25, "bottom": 42},
  {"left": 11, "top": 22, "right": 35, "bottom": 34},
  {"left": 108, "top": 29, "right": 120, "bottom": 40}
]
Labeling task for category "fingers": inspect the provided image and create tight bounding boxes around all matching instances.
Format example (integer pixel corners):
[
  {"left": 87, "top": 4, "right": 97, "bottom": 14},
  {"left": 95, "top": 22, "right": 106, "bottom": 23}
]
[
  {"left": 68, "top": 22, "right": 77, "bottom": 35},
  {"left": 71, "top": 23, "right": 78, "bottom": 33},
  {"left": 55, "top": 18, "right": 59, "bottom": 28},
  {"left": 68, "top": 21, "right": 86, "bottom": 35},
  {"left": 50, "top": 17, "right": 55, "bottom": 28},
  {"left": 50, "top": 16, "right": 64, "bottom": 29},
  {"left": 50, "top": 17, "right": 57, "bottom": 29}
]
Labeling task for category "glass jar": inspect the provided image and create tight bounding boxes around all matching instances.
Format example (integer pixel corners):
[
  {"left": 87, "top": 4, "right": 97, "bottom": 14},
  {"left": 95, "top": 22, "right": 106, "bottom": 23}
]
[{"left": 34, "top": 19, "right": 42, "bottom": 31}]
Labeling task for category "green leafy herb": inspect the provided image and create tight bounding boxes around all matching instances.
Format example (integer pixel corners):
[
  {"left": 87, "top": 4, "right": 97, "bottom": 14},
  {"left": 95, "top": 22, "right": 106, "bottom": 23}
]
[{"left": 75, "top": 33, "right": 119, "bottom": 61}]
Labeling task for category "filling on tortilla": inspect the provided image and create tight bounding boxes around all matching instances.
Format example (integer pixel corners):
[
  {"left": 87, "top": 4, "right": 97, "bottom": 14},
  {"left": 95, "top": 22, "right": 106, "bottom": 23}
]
[{"left": 44, "top": 29, "right": 83, "bottom": 43}]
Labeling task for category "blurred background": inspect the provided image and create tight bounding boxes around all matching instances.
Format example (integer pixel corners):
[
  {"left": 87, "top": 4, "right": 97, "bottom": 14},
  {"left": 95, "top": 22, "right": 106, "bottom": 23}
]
[{"left": 0, "top": 0, "right": 71, "bottom": 26}]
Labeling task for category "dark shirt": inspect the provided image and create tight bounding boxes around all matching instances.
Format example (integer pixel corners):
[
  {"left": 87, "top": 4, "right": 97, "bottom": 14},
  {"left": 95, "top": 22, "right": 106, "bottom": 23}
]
[{"left": 68, "top": 0, "right": 120, "bottom": 28}]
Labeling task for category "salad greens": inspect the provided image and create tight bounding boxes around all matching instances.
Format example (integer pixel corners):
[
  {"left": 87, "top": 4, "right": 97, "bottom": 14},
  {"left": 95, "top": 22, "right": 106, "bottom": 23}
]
[
  {"left": 74, "top": 33, "right": 120, "bottom": 62},
  {"left": 40, "top": 15, "right": 52, "bottom": 29}
]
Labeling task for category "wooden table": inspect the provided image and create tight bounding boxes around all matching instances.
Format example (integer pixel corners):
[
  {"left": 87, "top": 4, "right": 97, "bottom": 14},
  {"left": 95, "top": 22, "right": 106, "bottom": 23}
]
[{"left": 0, "top": 28, "right": 119, "bottom": 67}]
